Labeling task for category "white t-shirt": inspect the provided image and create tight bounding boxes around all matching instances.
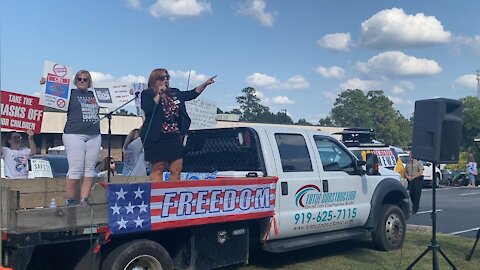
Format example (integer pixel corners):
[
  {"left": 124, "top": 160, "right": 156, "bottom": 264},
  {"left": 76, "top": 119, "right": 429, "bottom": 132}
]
[{"left": 1, "top": 147, "right": 31, "bottom": 179}]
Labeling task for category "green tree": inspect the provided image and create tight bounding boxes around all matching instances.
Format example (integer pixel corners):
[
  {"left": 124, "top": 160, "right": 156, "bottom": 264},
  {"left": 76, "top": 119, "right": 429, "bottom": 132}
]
[
  {"left": 460, "top": 96, "right": 480, "bottom": 160},
  {"left": 236, "top": 87, "right": 271, "bottom": 122},
  {"left": 323, "top": 89, "right": 412, "bottom": 148},
  {"left": 115, "top": 109, "right": 135, "bottom": 116},
  {"left": 330, "top": 89, "right": 373, "bottom": 128},
  {"left": 296, "top": 118, "right": 313, "bottom": 126}
]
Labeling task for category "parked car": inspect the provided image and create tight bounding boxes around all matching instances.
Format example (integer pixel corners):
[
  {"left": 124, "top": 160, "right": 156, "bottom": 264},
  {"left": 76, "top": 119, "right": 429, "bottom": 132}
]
[{"left": 440, "top": 169, "right": 453, "bottom": 185}]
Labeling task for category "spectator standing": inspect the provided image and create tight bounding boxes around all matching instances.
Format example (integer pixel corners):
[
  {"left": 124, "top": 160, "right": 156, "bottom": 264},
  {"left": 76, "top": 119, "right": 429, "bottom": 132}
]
[
  {"left": 466, "top": 154, "right": 477, "bottom": 187},
  {"left": 1, "top": 129, "right": 36, "bottom": 179},
  {"left": 122, "top": 128, "right": 146, "bottom": 176},
  {"left": 140, "top": 68, "right": 216, "bottom": 182},
  {"left": 404, "top": 152, "right": 424, "bottom": 214}
]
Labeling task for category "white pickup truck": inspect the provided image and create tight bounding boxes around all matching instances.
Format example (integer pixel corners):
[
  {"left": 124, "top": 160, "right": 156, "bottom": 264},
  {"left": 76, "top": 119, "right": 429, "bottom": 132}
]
[{"left": 1, "top": 125, "right": 410, "bottom": 270}]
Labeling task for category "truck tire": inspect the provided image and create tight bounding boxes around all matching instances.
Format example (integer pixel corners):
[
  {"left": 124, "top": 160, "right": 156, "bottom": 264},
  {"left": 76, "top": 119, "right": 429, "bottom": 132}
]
[
  {"left": 371, "top": 204, "right": 406, "bottom": 251},
  {"left": 101, "top": 239, "right": 173, "bottom": 270}
]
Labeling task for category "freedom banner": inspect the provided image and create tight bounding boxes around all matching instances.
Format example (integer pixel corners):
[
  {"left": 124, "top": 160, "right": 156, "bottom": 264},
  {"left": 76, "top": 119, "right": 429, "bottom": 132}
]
[
  {"left": 107, "top": 177, "right": 277, "bottom": 234},
  {"left": 1, "top": 90, "right": 44, "bottom": 133},
  {"left": 42, "top": 60, "right": 74, "bottom": 111}
]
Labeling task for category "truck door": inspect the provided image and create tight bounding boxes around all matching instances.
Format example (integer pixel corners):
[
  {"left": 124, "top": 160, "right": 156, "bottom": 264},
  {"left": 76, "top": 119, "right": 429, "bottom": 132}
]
[
  {"left": 310, "top": 135, "right": 371, "bottom": 231},
  {"left": 266, "top": 131, "right": 324, "bottom": 239}
]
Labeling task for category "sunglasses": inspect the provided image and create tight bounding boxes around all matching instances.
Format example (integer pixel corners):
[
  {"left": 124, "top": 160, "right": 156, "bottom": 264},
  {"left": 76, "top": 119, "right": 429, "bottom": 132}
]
[
  {"left": 10, "top": 136, "right": 21, "bottom": 139},
  {"left": 110, "top": 161, "right": 115, "bottom": 164},
  {"left": 77, "top": 77, "right": 90, "bottom": 83},
  {"left": 157, "top": 75, "right": 170, "bottom": 81}
]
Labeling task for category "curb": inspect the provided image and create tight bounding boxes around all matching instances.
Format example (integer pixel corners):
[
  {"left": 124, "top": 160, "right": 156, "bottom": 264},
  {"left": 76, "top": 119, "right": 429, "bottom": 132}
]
[{"left": 407, "top": 224, "right": 432, "bottom": 232}]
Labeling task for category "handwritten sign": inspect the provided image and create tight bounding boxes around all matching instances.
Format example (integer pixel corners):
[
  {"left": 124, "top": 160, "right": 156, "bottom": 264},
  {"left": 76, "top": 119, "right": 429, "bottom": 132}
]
[
  {"left": 1, "top": 90, "right": 44, "bottom": 133},
  {"left": 42, "top": 60, "right": 74, "bottom": 111},
  {"left": 185, "top": 98, "right": 217, "bottom": 130}
]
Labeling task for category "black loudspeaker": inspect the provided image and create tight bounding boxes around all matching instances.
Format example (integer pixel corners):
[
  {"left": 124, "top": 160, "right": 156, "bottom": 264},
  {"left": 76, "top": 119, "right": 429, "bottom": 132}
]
[{"left": 412, "top": 98, "right": 463, "bottom": 164}]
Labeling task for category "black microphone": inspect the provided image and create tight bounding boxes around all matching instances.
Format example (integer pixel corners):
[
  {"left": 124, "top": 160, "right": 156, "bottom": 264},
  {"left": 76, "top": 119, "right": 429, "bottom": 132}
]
[{"left": 135, "top": 91, "right": 140, "bottom": 98}]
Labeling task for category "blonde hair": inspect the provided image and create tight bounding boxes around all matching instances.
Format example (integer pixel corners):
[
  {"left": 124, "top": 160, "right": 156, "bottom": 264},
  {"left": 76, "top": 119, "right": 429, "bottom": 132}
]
[
  {"left": 124, "top": 128, "right": 140, "bottom": 149},
  {"left": 74, "top": 70, "right": 93, "bottom": 88},
  {"left": 147, "top": 68, "right": 168, "bottom": 88}
]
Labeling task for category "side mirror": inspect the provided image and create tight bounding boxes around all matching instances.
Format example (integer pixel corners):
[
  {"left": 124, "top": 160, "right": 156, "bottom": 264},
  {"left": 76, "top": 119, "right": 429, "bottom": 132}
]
[{"left": 365, "top": 153, "right": 380, "bottom": 175}]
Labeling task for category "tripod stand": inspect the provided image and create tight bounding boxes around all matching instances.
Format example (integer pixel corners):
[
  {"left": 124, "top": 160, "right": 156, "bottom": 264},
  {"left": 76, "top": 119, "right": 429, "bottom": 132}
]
[
  {"left": 93, "top": 93, "right": 139, "bottom": 183},
  {"left": 406, "top": 163, "right": 457, "bottom": 270}
]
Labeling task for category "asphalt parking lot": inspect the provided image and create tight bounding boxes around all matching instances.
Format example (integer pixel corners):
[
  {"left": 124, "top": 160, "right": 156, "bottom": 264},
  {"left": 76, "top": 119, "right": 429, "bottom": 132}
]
[{"left": 408, "top": 185, "right": 480, "bottom": 238}]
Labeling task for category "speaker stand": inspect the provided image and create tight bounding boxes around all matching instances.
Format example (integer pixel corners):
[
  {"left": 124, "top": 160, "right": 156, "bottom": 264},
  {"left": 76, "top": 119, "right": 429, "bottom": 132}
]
[
  {"left": 466, "top": 227, "right": 480, "bottom": 261},
  {"left": 406, "top": 163, "right": 457, "bottom": 270}
]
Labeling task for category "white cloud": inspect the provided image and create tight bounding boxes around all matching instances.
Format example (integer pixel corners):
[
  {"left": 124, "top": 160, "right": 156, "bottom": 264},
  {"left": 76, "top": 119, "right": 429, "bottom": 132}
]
[
  {"left": 272, "top": 96, "right": 295, "bottom": 105},
  {"left": 322, "top": 91, "right": 338, "bottom": 102},
  {"left": 356, "top": 51, "right": 441, "bottom": 77},
  {"left": 454, "top": 74, "right": 477, "bottom": 89},
  {"left": 125, "top": 0, "right": 141, "bottom": 9},
  {"left": 454, "top": 35, "right": 480, "bottom": 55},
  {"left": 283, "top": 75, "right": 310, "bottom": 89},
  {"left": 169, "top": 70, "right": 208, "bottom": 85},
  {"left": 340, "top": 78, "right": 381, "bottom": 91},
  {"left": 236, "top": 0, "right": 277, "bottom": 27},
  {"left": 90, "top": 72, "right": 145, "bottom": 85},
  {"left": 119, "top": 74, "right": 147, "bottom": 84},
  {"left": 388, "top": 96, "right": 414, "bottom": 105},
  {"left": 317, "top": 33, "right": 352, "bottom": 52},
  {"left": 392, "top": 81, "right": 414, "bottom": 95},
  {"left": 90, "top": 72, "right": 115, "bottom": 84},
  {"left": 149, "top": 0, "right": 212, "bottom": 19},
  {"left": 245, "top": 73, "right": 309, "bottom": 90},
  {"left": 315, "top": 65, "right": 345, "bottom": 79},
  {"left": 245, "top": 73, "right": 279, "bottom": 88},
  {"left": 361, "top": 8, "right": 451, "bottom": 49}
]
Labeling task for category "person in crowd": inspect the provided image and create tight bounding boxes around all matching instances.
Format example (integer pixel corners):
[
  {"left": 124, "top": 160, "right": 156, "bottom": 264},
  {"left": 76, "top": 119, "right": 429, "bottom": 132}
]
[
  {"left": 404, "top": 152, "right": 424, "bottom": 214},
  {"left": 140, "top": 68, "right": 216, "bottom": 182},
  {"left": 466, "top": 153, "right": 477, "bottom": 187},
  {"left": 97, "top": 156, "right": 119, "bottom": 178},
  {"left": 1, "top": 129, "right": 37, "bottom": 179},
  {"left": 122, "top": 127, "right": 146, "bottom": 176},
  {"left": 42, "top": 70, "right": 101, "bottom": 206}
]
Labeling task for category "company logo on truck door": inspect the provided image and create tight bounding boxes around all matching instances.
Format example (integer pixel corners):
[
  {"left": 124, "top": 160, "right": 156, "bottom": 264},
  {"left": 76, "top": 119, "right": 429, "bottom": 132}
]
[
  {"left": 295, "top": 185, "right": 357, "bottom": 208},
  {"left": 295, "top": 185, "right": 322, "bottom": 207}
]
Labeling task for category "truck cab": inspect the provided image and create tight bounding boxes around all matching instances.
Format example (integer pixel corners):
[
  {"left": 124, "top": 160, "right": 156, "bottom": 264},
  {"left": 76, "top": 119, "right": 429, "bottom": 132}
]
[{"left": 184, "top": 126, "right": 410, "bottom": 252}]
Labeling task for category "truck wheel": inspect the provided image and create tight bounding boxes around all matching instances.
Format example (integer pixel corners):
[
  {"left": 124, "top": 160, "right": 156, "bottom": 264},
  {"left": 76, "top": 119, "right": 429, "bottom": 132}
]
[
  {"left": 101, "top": 239, "right": 173, "bottom": 270},
  {"left": 371, "top": 204, "right": 406, "bottom": 251}
]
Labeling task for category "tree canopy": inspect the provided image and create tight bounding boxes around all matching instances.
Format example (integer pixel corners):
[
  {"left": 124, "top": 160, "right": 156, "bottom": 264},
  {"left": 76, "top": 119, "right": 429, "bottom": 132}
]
[
  {"left": 319, "top": 89, "right": 412, "bottom": 148},
  {"left": 235, "top": 87, "right": 293, "bottom": 124}
]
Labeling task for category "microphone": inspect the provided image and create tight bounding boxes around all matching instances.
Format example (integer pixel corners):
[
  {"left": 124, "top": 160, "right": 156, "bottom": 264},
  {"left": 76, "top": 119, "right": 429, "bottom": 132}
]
[{"left": 135, "top": 91, "right": 140, "bottom": 98}]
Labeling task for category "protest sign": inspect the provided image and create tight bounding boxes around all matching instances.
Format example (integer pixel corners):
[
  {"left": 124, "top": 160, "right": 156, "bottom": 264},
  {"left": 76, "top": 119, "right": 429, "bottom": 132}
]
[
  {"left": 1, "top": 90, "right": 44, "bottom": 133},
  {"left": 42, "top": 61, "right": 74, "bottom": 111},
  {"left": 94, "top": 82, "right": 136, "bottom": 108},
  {"left": 186, "top": 98, "right": 217, "bottom": 130}
]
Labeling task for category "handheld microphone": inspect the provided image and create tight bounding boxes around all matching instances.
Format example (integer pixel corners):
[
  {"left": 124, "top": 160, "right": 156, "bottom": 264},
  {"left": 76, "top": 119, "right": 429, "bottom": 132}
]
[{"left": 135, "top": 91, "right": 140, "bottom": 98}]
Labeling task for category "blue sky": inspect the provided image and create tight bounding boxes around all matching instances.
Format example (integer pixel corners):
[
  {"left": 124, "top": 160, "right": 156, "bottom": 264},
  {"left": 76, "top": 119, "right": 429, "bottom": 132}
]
[{"left": 1, "top": 1, "right": 479, "bottom": 123}]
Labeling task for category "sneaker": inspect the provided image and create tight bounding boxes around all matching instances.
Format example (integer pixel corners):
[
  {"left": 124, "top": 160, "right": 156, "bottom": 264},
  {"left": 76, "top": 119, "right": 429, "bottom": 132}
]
[
  {"left": 65, "top": 198, "right": 77, "bottom": 207},
  {"left": 79, "top": 198, "right": 90, "bottom": 206}
]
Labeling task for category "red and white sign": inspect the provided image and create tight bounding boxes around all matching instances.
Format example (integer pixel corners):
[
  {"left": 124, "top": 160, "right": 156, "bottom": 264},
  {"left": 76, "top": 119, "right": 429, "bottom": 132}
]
[
  {"left": 0, "top": 90, "right": 44, "bottom": 133},
  {"left": 42, "top": 60, "right": 74, "bottom": 111}
]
